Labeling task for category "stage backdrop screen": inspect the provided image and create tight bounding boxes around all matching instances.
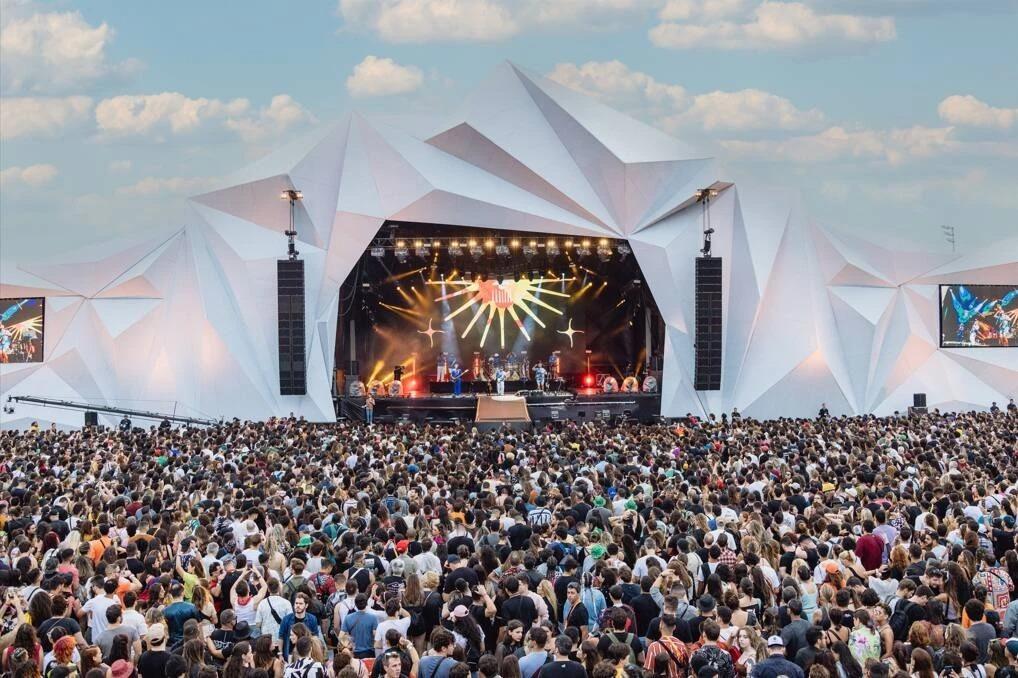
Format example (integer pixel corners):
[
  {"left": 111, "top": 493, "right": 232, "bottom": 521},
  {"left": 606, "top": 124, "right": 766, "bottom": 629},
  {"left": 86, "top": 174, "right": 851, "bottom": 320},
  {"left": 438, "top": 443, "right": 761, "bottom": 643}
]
[
  {"left": 939, "top": 284, "right": 1018, "bottom": 348},
  {"left": 0, "top": 298, "right": 45, "bottom": 363}
]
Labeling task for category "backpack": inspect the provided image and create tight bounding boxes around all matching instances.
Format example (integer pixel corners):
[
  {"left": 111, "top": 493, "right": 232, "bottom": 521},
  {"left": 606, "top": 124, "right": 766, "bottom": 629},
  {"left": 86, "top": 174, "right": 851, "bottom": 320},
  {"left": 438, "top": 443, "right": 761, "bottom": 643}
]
[
  {"left": 283, "top": 575, "right": 308, "bottom": 603},
  {"left": 606, "top": 631, "right": 638, "bottom": 664},
  {"left": 888, "top": 600, "right": 913, "bottom": 642}
]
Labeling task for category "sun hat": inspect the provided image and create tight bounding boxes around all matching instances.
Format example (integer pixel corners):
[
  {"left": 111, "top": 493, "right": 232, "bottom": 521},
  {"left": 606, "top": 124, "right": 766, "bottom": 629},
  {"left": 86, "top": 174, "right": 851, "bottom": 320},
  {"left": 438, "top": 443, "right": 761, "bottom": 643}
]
[
  {"left": 297, "top": 535, "right": 313, "bottom": 548},
  {"left": 593, "top": 497, "right": 606, "bottom": 507},
  {"left": 451, "top": 605, "right": 470, "bottom": 619},
  {"left": 589, "top": 544, "right": 606, "bottom": 560}
]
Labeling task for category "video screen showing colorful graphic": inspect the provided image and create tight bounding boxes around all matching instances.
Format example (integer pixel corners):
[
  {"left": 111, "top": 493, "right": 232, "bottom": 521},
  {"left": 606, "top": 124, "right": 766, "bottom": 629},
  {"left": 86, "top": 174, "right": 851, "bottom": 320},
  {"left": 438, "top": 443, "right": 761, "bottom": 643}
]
[
  {"left": 940, "top": 285, "right": 1018, "bottom": 348},
  {"left": 0, "top": 298, "right": 45, "bottom": 363}
]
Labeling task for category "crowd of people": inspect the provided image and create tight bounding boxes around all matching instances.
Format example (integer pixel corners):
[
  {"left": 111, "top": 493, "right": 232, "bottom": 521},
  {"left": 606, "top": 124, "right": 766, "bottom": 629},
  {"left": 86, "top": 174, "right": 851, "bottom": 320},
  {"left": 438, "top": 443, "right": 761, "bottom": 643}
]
[{"left": 0, "top": 405, "right": 1016, "bottom": 678}]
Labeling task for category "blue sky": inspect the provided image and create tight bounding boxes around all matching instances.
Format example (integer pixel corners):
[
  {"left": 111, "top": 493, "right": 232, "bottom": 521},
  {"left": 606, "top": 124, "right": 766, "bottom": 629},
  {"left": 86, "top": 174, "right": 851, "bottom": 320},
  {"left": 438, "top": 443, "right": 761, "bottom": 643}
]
[{"left": 2, "top": 0, "right": 1016, "bottom": 258}]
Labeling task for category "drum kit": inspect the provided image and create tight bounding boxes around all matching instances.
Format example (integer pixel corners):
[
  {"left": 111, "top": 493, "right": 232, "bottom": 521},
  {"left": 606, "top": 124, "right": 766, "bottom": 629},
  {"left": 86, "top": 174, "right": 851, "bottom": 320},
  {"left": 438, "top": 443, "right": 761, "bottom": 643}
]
[{"left": 479, "top": 351, "right": 530, "bottom": 381}]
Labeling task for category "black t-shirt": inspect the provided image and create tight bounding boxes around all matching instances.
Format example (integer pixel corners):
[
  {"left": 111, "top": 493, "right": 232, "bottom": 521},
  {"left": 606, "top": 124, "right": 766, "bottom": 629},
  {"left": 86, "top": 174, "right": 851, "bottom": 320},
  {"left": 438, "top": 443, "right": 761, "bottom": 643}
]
[
  {"left": 508, "top": 523, "right": 533, "bottom": 550},
  {"left": 629, "top": 594, "right": 660, "bottom": 637},
  {"left": 218, "top": 571, "right": 242, "bottom": 609},
  {"left": 566, "top": 602, "right": 588, "bottom": 630},
  {"left": 38, "top": 617, "right": 81, "bottom": 652},
  {"left": 445, "top": 566, "right": 479, "bottom": 594},
  {"left": 554, "top": 575, "right": 578, "bottom": 617},
  {"left": 446, "top": 536, "right": 475, "bottom": 554},
  {"left": 540, "top": 659, "right": 588, "bottom": 678},
  {"left": 138, "top": 650, "right": 173, "bottom": 678},
  {"left": 500, "top": 595, "right": 538, "bottom": 632}
]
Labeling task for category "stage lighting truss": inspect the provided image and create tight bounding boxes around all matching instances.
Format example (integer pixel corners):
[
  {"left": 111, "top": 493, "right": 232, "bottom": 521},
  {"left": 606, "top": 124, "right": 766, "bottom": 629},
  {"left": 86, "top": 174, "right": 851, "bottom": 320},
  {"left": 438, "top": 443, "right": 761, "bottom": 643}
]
[
  {"left": 414, "top": 240, "right": 429, "bottom": 259},
  {"left": 495, "top": 243, "right": 510, "bottom": 256},
  {"left": 469, "top": 241, "right": 484, "bottom": 260},
  {"left": 596, "top": 239, "right": 612, "bottom": 262},
  {"left": 394, "top": 241, "right": 409, "bottom": 263},
  {"left": 370, "top": 246, "right": 385, "bottom": 259},
  {"left": 522, "top": 242, "right": 538, "bottom": 260},
  {"left": 449, "top": 241, "right": 464, "bottom": 258},
  {"left": 546, "top": 240, "right": 560, "bottom": 257},
  {"left": 576, "top": 239, "right": 592, "bottom": 257}
]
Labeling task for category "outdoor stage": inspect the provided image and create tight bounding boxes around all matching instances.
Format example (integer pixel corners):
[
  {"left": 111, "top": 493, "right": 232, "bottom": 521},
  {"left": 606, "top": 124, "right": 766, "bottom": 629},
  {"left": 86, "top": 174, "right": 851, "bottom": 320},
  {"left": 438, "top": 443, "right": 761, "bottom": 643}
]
[{"left": 337, "top": 389, "right": 661, "bottom": 425}]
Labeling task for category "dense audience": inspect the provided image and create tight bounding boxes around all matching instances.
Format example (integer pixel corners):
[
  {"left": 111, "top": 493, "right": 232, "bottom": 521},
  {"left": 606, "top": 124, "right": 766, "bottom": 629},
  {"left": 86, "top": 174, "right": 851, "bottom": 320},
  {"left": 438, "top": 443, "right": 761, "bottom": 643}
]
[{"left": 0, "top": 405, "right": 1016, "bottom": 678}]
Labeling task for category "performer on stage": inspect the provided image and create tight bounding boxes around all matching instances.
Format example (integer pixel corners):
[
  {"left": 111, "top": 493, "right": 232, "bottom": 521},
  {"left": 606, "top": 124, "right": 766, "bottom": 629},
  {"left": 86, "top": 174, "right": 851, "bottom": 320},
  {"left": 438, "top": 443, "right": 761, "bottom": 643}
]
[
  {"left": 495, "top": 364, "right": 507, "bottom": 396},
  {"left": 548, "top": 351, "right": 560, "bottom": 378},
  {"left": 533, "top": 362, "right": 547, "bottom": 392},
  {"left": 393, "top": 364, "right": 404, "bottom": 382},
  {"left": 437, "top": 352, "right": 448, "bottom": 382},
  {"left": 450, "top": 363, "right": 464, "bottom": 396}
]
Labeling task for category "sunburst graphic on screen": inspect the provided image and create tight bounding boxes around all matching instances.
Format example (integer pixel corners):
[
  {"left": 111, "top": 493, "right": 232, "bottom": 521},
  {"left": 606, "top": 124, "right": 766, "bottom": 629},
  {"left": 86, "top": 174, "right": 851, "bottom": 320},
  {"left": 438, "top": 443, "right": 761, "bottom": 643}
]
[{"left": 429, "top": 277, "right": 572, "bottom": 349}]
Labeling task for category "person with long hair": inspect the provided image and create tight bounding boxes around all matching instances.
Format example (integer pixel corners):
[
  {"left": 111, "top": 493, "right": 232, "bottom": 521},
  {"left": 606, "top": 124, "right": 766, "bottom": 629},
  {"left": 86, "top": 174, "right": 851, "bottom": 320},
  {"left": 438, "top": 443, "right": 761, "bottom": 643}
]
[
  {"left": 252, "top": 634, "right": 284, "bottom": 678},
  {"left": 734, "top": 626, "right": 766, "bottom": 675},
  {"left": 77, "top": 646, "right": 107, "bottom": 677},
  {"left": 3, "top": 624, "right": 43, "bottom": 673},
  {"left": 578, "top": 637, "right": 601, "bottom": 678},
  {"left": 222, "top": 641, "right": 254, "bottom": 678},
  {"left": 831, "top": 642, "right": 864, "bottom": 678}
]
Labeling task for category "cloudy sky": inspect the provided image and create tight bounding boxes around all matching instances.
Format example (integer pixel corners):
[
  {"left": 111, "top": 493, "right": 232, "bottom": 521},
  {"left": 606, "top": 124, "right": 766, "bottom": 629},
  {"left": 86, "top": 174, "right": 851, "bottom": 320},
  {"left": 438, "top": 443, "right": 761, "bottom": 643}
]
[{"left": 2, "top": 0, "right": 1016, "bottom": 259}]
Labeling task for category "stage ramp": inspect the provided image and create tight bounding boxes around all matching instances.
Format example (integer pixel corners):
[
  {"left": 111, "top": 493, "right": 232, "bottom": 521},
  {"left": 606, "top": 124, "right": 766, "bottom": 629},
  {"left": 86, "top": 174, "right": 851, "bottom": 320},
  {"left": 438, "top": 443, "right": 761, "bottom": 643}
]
[{"left": 475, "top": 395, "right": 531, "bottom": 425}]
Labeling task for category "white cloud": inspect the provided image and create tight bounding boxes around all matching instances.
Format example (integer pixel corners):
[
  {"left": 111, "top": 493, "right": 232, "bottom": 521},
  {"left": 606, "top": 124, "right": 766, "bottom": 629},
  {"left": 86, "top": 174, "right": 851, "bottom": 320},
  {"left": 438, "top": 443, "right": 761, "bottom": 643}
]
[
  {"left": 650, "top": 1, "right": 896, "bottom": 51},
  {"left": 547, "top": 60, "right": 822, "bottom": 133},
  {"left": 346, "top": 56, "right": 425, "bottom": 98},
  {"left": 95, "top": 92, "right": 251, "bottom": 136},
  {"left": 720, "top": 125, "right": 956, "bottom": 164},
  {"left": 0, "top": 96, "right": 93, "bottom": 140},
  {"left": 0, "top": 9, "right": 140, "bottom": 93},
  {"left": 0, "top": 163, "right": 58, "bottom": 187},
  {"left": 109, "top": 160, "right": 132, "bottom": 172},
  {"left": 337, "top": 0, "right": 651, "bottom": 43},
  {"left": 679, "top": 89, "right": 824, "bottom": 131},
  {"left": 116, "top": 175, "right": 219, "bottom": 197},
  {"left": 937, "top": 94, "right": 1017, "bottom": 129},
  {"left": 94, "top": 92, "right": 314, "bottom": 141},
  {"left": 224, "top": 95, "right": 316, "bottom": 142}
]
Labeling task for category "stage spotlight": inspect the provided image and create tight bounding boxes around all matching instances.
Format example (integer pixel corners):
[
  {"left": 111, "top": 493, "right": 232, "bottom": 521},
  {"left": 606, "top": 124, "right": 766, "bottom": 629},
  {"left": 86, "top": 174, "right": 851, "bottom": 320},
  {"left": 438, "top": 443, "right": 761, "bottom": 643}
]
[
  {"left": 510, "top": 239, "right": 520, "bottom": 248},
  {"left": 577, "top": 239, "right": 591, "bottom": 257},
  {"left": 432, "top": 240, "right": 440, "bottom": 248},
  {"left": 414, "top": 240, "right": 429, "bottom": 258},
  {"left": 394, "top": 241, "right": 409, "bottom": 263},
  {"left": 484, "top": 239, "right": 494, "bottom": 249},
  {"left": 495, "top": 243, "right": 510, "bottom": 256},
  {"left": 522, "top": 242, "right": 537, "bottom": 259},
  {"left": 449, "top": 240, "right": 463, "bottom": 257},
  {"left": 370, "top": 246, "right": 385, "bottom": 258},
  {"left": 564, "top": 239, "right": 574, "bottom": 248},
  {"left": 616, "top": 242, "right": 631, "bottom": 259},
  {"left": 596, "top": 239, "right": 612, "bottom": 261},
  {"left": 583, "top": 374, "right": 595, "bottom": 387},
  {"left": 469, "top": 240, "right": 483, "bottom": 260},
  {"left": 546, "top": 239, "right": 560, "bottom": 257}
]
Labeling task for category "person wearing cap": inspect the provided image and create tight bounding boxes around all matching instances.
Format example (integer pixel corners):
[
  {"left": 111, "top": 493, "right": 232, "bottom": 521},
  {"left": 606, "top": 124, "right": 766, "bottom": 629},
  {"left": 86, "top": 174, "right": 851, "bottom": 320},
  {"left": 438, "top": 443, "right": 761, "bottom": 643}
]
[
  {"left": 750, "top": 636, "right": 804, "bottom": 678},
  {"left": 137, "top": 623, "right": 171, "bottom": 678}
]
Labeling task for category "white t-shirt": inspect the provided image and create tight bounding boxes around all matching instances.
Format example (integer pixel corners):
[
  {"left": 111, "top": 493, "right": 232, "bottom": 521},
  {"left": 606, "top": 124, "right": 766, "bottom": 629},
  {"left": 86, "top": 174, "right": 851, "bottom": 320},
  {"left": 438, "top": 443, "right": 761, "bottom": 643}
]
[
  {"left": 122, "top": 608, "right": 149, "bottom": 639},
  {"left": 82, "top": 595, "right": 117, "bottom": 638},
  {"left": 374, "top": 617, "right": 412, "bottom": 652}
]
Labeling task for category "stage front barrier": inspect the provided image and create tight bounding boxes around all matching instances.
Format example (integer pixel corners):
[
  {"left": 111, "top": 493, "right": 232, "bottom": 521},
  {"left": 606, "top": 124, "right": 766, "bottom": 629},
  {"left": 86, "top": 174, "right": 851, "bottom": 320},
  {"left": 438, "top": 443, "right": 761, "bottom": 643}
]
[{"left": 475, "top": 395, "right": 531, "bottom": 423}]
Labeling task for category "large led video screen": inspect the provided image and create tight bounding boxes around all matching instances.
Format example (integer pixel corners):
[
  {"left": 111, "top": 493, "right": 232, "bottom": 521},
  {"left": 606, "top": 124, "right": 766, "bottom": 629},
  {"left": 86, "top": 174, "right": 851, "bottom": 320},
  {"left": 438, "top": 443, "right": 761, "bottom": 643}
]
[
  {"left": 940, "top": 285, "right": 1018, "bottom": 348},
  {"left": 0, "top": 298, "right": 45, "bottom": 363}
]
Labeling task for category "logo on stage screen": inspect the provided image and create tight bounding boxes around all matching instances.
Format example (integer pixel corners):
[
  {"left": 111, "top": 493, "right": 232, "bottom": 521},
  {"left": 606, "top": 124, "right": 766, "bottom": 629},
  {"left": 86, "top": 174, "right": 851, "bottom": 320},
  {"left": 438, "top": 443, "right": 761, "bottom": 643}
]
[
  {"left": 0, "top": 298, "right": 45, "bottom": 363},
  {"left": 429, "top": 276, "right": 572, "bottom": 349},
  {"left": 939, "top": 284, "right": 1018, "bottom": 348}
]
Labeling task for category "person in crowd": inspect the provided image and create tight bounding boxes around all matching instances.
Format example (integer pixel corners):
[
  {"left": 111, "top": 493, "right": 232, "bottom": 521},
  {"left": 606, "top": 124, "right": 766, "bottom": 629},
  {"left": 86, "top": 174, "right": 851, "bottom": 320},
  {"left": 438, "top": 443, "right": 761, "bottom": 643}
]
[{"left": 0, "top": 407, "right": 1014, "bottom": 678}]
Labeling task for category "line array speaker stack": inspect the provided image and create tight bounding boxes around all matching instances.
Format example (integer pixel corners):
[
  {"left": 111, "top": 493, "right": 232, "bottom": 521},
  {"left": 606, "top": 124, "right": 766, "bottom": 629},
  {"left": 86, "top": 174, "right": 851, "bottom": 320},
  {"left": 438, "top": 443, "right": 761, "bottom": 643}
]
[
  {"left": 694, "top": 256, "right": 723, "bottom": 391},
  {"left": 277, "top": 259, "right": 307, "bottom": 396}
]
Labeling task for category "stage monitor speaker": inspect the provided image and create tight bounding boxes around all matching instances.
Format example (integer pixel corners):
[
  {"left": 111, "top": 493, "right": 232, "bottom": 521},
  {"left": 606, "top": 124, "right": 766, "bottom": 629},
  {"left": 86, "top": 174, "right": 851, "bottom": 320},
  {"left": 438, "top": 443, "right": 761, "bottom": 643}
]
[
  {"left": 913, "top": 393, "right": 926, "bottom": 408},
  {"left": 84, "top": 411, "right": 98, "bottom": 427},
  {"left": 277, "top": 259, "right": 307, "bottom": 396},
  {"left": 694, "top": 256, "right": 723, "bottom": 390}
]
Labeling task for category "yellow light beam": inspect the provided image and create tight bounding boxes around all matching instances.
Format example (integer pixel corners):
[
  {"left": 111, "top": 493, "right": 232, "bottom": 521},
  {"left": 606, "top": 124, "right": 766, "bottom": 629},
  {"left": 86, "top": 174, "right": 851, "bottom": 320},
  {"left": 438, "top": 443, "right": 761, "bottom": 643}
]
[
  {"left": 519, "top": 291, "right": 565, "bottom": 315},
  {"left": 460, "top": 300, "right": 489, "bottom": 338},
  {"left": 515, "top": 299, "right": 547, "bottom": 329},
  {"left": 479, "top": 304, "right": 496, "bottom": 347},
  {"left": 506, "top": 305, "right": 531, "bottom": 341},
  {"left": 498, "top": 308, "right": 506, "bottom": 349},
  {"left": 446, "top": 291, "right": 484, "bottom": 321}
]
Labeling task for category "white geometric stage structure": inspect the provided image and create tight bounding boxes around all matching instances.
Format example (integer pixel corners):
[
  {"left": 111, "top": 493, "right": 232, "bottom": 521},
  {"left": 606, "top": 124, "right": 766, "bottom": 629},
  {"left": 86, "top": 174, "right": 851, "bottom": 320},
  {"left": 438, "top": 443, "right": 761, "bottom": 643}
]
[{"left": 2, "top": 63, "right": 1016, "bottom": 427}]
